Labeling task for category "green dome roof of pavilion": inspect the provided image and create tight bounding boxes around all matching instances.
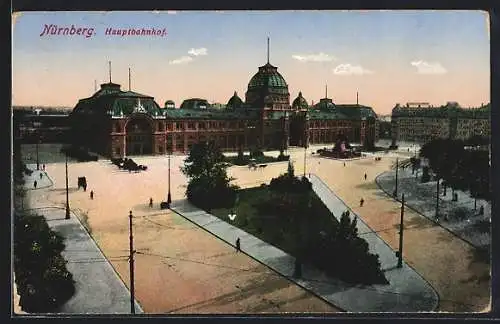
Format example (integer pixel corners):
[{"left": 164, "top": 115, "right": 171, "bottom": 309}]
[
  {"left": 71, "top": 82, "right": 163, "bottom": 117},
  {"left": 292, "top": 92, "right": 309, "bottom": 110},
  {"left": 247, "top": 63, "right": 288, "bottom": 89},
  {"left": 227, "top": 91, "right": 243, "bottom": 109}
]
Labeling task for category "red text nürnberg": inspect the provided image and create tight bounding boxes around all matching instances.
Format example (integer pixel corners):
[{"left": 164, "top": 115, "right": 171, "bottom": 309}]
[{"left": 40, "top": 24, "right": 95, "bottom": 38}]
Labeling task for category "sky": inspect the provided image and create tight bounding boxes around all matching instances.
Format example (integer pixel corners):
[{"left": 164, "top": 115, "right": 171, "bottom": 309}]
[{"left": 12, "top": 10, "right": 490, "bottom": 115}]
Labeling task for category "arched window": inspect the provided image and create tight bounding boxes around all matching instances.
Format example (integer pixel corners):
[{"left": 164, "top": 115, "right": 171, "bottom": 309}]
[{"left": 157, "top": 122, "right": 164, "bottom": 132}]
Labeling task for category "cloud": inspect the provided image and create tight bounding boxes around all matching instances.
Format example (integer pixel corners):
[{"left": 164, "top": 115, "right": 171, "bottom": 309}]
[
  {"left": 169, "top": 56, "right": 193, "bottom": 65},
  {"left": 332, "top": 64, "right": 373, "bottom": 75},
  {"left": 410, "top": 60, "right": 447, "bottom": 74},
  {"left": 292, "top": 52, "right": 335, "bottom": 62},
  {"left": 188, "top": 47, "right": 208, "bottom": 56}
]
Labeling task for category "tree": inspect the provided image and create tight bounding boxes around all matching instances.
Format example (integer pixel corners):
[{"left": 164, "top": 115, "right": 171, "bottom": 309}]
[
  {"left": 287, "top": 160, "right": 295, "bottom": 178},
  {"left": 14, "top": 212, "right": 75, "bottom": 312},
  {"left": 181, "top": 141, "right": 238, "bottom": 209},
  {"left": 235, "top": 145, "right": 246, "bottom": 165}
]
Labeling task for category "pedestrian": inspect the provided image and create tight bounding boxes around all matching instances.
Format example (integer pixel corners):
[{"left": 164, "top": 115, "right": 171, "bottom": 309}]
[
  {"left": 90, "top": 190, "right": 94, "bottom": 200},
  {"left": 360, "top": 198, "right": 364, "bottom": 207},
  {"left": 42, "top": 164, "right": 45, "bottom": 171},
  {"left": 149, "top": 197, "right": 153, "bottom": 208},
  {"left": 364, "top": 173, "right": 367, "bottom": 180},
  {"left": 33, "top": 180, "right": 37, "bottom": 189},
  {"left": 83, "top": 184, "right": 87, "bottom": 192},
  {"left": 343, "top": 162, "right": 346, "bottom": 167},
  {"left": 39, "top": 173, "right": 43, "bottom": 179},
  {"left": 235, "top": 237, "right": 241, "bottom": 252},
  {"left": 479, "top": 205, "right": 484, "bottom": 216}
]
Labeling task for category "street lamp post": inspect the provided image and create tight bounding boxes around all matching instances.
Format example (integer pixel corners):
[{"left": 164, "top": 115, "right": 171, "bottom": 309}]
[
  {"left": 435, "top": 175, "right": 440, "bottom": 219},
  {"left": 128, "top": 211, "right": 136, "bottom": 314},
  {"left": 393, "top": 157, "right": 399, "bottom": 197},
  {"left": 397, "top": 193, "right": 405, "bottom": 268},
  {"left": 65, "top": 153, "right": 70, "bottom": 219},
  {"left": 167, "top": 150, "right": 172, "bottom": 207},
  {"left": 303, "top": 112, "right": 309, "bottom": 178},
  {"left": 36, "top": 135, "right": 40, "bottom": 170}
]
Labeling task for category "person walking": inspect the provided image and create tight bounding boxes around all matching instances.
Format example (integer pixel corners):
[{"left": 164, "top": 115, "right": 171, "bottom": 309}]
[
  {"left": 90, "top": 190, "right": 94, "bottom": 200},
  {"left": 149, "top": 198, "right": 153, "bottom": 208},
  {"left": 343, "top": 162, "right": 346, "bottom": 167},
  {"left": 235, "top": 237, "right": 241, "bottom": 252},
  {"left": 364, "top": 173, "right": 367, "bottom": 180},
  {"left": 42, "top": 164, "right": 45, "bottom": 171},
  {"left": 39, "top": 173, "right": 43, "bottom": 180},
  {"left": 33, "top": 180, "right": 37, "bottom": 189},
  {"left": 360, "top": 198, "right": 364, "bottom": 207}
]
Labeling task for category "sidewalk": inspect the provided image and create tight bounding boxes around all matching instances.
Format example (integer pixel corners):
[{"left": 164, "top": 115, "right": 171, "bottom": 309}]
[
  {"left": 375, "top": 167, "right": 491, "bottom": 249},
  {"left": 12, "top": 273, "right": 26, "bottom": 315},
  {"left": 14, "top": 165, "right": 143, "bottom": 314},
  {"left": 171, "top": 174, "right": 439, "bottom": 312}
]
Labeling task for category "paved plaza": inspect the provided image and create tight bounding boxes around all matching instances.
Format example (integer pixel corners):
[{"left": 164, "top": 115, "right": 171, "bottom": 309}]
[
  {"left": 15, "top": 144, "right": 491, "bottom": 313},
  {"left": 20, "top": 146, "right": 338, "bottom": 314}
]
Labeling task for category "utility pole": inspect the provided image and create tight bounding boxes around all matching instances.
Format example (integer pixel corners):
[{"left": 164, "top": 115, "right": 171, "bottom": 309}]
[
  {"left": 304, "top": 112, "right": 309, "bottom": 178},
  {"left": 128, "top": 211, "right": 136, "bottom": 314},
  {"left": 65, "top": 154, "right": 70, "bottom": 219},
  {"left": 303, "top": 145, "right": 307, "bottom": 177},
  {"left": 435, "top": 176, "right": 440, "bottom": 219},
  {"left": 36, "top": 135, "right": 40, "bottom": 170},
  {"left": 167, "top": 152, "right": 172, "bottom": 207},
  {"left": 393, "top": 157, "right": 399, "bottom": 197},
  {"left": 397, "top": 193, "right": 405, "bottom": 268}
]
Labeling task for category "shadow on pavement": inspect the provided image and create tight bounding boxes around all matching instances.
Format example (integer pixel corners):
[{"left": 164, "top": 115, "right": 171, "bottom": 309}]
[
  {"left": 355, "top": 182, "right": 380, "bottom": 190},
  {"left": 50, "top": 188, "right": 80, "bottom": 194}
]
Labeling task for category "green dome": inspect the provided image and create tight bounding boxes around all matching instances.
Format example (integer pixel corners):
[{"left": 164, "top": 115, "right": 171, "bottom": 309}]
[
  {"left": 248, "top": 63, "right": 288, "bottom": 89},
  {"left": 292, "top": 92, "right": 308, "bottom": 110},
  {"left": 227, "top": 91, "right": 243, "bottom": 109}
]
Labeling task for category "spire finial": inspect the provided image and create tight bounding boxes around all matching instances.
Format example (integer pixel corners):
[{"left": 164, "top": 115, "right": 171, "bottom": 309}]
[
  {"left": 356, "top": 91, "right": 359, "bottom": 105},
  {"left": 234, "top": 90, "right": 237, "bottom": 96},
  {"left": 129, "top": 67, "right": 131, "bottom": 91},
  {"left": 267, "top": 36, "right": 270, "bottom": 64},
  {"left": 108, "top": 61, "right": 112, "bottom": 83},
  {"left": 325, "top": 83, "right": 328, "bottom": 98}
]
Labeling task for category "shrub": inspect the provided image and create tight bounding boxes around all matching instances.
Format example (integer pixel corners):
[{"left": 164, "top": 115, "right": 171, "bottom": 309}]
[
  {"left": 450, "top": 207, "right": 470, "bottom": 221},
  {"left": 421, "top": 166, "right": 431, "bottom": 183},
  {"left": 14, "top": 212, "right": 75, "bottom": 312}
]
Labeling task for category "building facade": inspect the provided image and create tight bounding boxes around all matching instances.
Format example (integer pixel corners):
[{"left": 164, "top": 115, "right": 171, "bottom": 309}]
[
  {"left": 70, "top": 57, "right": 379, "bottom": 158},
  {"left": 391, "top": 102, "right": 490, "bottom": 144},
  {"left": 14, "top": 108, "right": 71, "bottom": 143}
]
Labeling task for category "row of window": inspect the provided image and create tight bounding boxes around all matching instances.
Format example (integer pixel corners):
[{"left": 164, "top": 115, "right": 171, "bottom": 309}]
[
  {"left": 114, "top": 120, "right": 371, "bottom": 134},
  {"left": 309, "top": 121, "right": 352, "bottom": 128}
]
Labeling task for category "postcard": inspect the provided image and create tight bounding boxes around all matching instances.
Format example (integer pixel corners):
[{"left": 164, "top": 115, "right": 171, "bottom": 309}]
[{"left": 12, "top": 10, "right": 491, "bottom": 315}]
